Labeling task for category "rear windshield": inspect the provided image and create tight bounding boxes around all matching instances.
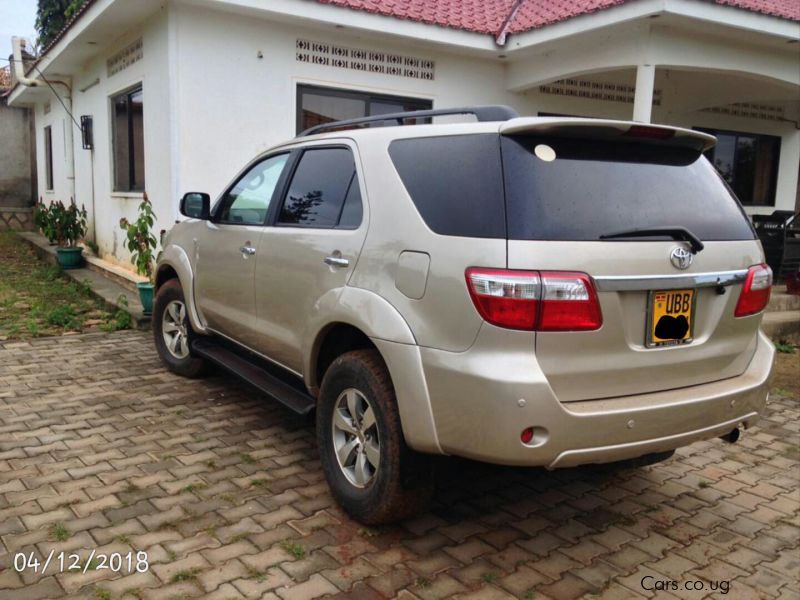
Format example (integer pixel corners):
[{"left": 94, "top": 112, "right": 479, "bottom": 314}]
[{"left": 501, "top": 136, "right": 756, "bottom": 242}]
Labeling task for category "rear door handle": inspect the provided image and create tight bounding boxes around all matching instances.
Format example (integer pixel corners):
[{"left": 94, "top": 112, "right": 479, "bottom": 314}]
[
  {"left": 240, "top": 245, "right": 256, "bottom": 256},
  {"left": 324, "top": 256, "right": 350, "bottom": 268}
]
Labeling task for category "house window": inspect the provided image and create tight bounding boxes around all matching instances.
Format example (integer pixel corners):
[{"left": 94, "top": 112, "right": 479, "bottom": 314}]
[
  {"left": 699, "top": 128, "right": 780, "bottom": 207},
  {"left": 297, "top": 84, "right": 431, "bottom": 134},
  {"left": 44, "top": 126, "right": 53, "bottom": 191},
  {"left": 112, "top": 86, "right": 145, "bottom": 191}
]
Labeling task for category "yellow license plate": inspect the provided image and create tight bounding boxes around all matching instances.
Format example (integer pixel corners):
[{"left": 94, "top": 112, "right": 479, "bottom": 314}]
[{"left": 648, "top": 289, "right": 695, "bottom": 347}]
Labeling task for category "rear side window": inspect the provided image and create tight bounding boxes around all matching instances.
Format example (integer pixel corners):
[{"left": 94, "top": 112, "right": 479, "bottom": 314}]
[
  {"left": 501, "top": 136, "right": 755, "bottom": 241},
  {"left": 278, "top": 147, "right": 362, "bottom": 229},
  {"left": 389, "top": 134, "right": 505, "bottom": 238}
]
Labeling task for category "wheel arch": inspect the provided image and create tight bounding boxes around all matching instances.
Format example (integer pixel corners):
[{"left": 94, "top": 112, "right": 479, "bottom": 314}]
[
  {"left": 155, "top": 245, "right": 207, "bottom": 334},
  {"left": 304, "top": 288, "right": 441, "bottom": 455}
]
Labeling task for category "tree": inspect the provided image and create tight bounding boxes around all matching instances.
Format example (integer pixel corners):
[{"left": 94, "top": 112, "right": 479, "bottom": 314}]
[{"left": 35, "top": 0, "right": 85, "bottom": 49}]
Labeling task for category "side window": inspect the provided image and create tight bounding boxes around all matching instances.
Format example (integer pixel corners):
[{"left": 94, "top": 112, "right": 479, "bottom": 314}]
[
  {"left": 277, "top": 148, "right": 362, "bottom": 229},
  {"left": 217, "top": 154, "right": 288, "bottom": 225}
]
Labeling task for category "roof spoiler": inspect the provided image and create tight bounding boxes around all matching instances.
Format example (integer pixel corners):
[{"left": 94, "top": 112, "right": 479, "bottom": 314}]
[{"left": 499, "top": 118, "right": 716, "bottom": 152}]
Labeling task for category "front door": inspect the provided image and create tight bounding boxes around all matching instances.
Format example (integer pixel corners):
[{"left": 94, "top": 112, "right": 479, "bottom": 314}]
[
  {"left": 253, "top": 144, "right": 367, "bottom": 372},
  {"left": 194, "top": 153, "right": 289, "bottom": 347}
]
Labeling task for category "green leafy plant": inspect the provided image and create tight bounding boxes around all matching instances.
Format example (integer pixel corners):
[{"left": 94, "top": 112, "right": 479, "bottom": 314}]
[
  {"left": 84, "top": 240, "right": 99, "bottom": 255},
  {"left": 775, "top": 341, "right": 796, "bottom": 354},
  {"left": 34, "top": 199, "right": 57, "bottom": 243},
  {"left": 119, "top": 194, "right": 158, "bottom": 282},
  {"left": 48, "top": 199, "right": 88, "bottom": 247}
]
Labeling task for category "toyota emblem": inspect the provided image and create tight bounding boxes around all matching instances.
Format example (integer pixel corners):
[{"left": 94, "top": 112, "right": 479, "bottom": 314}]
[{"left": 670, "top": 247, "right": 693, "bottom": 270}]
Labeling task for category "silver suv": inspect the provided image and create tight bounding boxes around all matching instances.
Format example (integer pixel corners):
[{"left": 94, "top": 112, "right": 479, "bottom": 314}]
[{"left": 154, "top": 106, "right": 775, "bottom": 524}]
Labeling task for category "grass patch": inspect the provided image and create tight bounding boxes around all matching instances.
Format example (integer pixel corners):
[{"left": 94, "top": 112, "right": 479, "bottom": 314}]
[
  {"left": 280, "top": 541, "right": 306, "bottom": 560},
  {"left": 94, "top": 587, "right": 112, "bottom": 600},
  {"left": 481, "top": 573, "right": 498, "bottom": 584},
  {"left": 239, "top": 453, "right": 256, "bottom": 465},
  {"left": 249, "top": 479, "right": 269, "bottom": 489},
  {"left": 0, "top": 232, "right": 124, "bottom": 340},
  {"left": 171, "top": 568, "right": 201, "bottom": 583},
  {"left": 181, "top": 483, "right": 206, "bottom": 494},
  {"left": 775, "top": 341, "right": 796, "bottom": 354},
  {"left": 49, "top": 523, "right": 70, "bottom": 542},
  {"left": 415, "top": 576, "right": 431, "bottom": 588}
]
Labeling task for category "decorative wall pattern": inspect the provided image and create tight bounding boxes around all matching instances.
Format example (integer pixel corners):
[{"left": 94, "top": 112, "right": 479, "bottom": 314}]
[
  {"left": 539, "top": 78, "right": 662, "bottom": 106},
  {"left": 296, "top": 39, "right": 435, "bottom": 80},
  {"left": 107, "top": 39, "right": 143, "bottom": 78},
  {"left": 703, "top": 103, "right": 785, "bottom": 121}
]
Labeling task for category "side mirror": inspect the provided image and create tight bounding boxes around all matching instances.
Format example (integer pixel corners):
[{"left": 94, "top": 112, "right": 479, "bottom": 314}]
[{"left": 180, "top": 192, "right": 210, "bottom": 220}]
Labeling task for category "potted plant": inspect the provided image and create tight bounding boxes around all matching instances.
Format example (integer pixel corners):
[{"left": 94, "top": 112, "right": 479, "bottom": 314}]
[
  {"left": 50, "top": 199, "right": 88, "bottom": 269},
  {"left": 34, "top": 199, "right": 57, "bottom": 245},
  {"left": 120, "top": 194, "right": 158, "bottom": 315}
]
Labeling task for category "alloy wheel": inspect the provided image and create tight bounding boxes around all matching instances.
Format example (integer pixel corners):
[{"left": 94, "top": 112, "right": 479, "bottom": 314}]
[{"left": 331, "top": 388, "right": 380, "bottom": 488}]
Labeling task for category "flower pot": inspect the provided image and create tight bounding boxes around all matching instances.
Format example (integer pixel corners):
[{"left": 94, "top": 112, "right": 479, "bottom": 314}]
[
  {"left": 56, "top": 247, "right": 83, "bottom": 270},
  {"left": 137, "top": 282, "right": 155, "bottom": 316}
]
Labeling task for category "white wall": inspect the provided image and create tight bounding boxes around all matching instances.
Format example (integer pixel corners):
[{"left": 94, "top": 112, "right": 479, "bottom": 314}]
[
  {"left": 173, "top": 4, "right": 537, "bottom": 201},
  {"left": 30, "top": 2, "right": 799, "bottom": 270},
  {"left": 32, "top": 6, "right": 175, "bottom": 268}
]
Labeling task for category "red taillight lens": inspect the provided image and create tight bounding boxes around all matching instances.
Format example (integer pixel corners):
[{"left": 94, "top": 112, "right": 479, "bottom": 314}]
[
  {"left": 465, "top": 268, "right": 602, "bottom": 331},
  {"left": 735, "top": 264, "right": 772, "bottom": 317},
  {"left": 624, "top": 125, "right": 676, "bottom": 140},
  {"left": 465, "top": 268, "right": 540, "bottom": 330},
  {"left": 538, "top": 272, "right": 603, "bottom": 331}
]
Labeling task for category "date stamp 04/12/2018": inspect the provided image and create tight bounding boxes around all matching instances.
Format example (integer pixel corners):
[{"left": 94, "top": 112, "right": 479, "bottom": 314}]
[{"left": 13, "top": 550, "right": 149, "bottom": 576}]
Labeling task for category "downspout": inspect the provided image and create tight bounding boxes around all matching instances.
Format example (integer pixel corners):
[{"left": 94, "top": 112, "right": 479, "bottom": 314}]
[
  {"left": 12, "top": 36, "right": 77, "bottom": 210},
  {"left": 11, "top": 37, "right": 40, "bottom": 87}
]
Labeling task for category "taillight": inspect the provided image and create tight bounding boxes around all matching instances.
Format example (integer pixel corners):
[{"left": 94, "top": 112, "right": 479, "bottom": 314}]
[
  {"left": 539, "top": 272, "right": 603, "bottom": 331},
  {"left": 624, "top": 125, "right": 675, "bottom": 140},
  {"left": 735, "top": 264, "right": 772, "bottom": 317},
  {"left": 465, "top": 268, "right": 602, "bottom": 331},
  {"left": 465, "top": 268, "right": 540, "bottom": 330}
]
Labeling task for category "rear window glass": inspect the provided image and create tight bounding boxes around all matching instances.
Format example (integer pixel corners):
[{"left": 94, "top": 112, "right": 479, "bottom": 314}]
[
  {"left": 389, "top": 134, "right": 505, "bottom": 238},
  {"left": 278, "top": 148, "right": 359, "bottom": 228},
  {"left": 501, "top": 136, "right": 755, "bottom": 242}
]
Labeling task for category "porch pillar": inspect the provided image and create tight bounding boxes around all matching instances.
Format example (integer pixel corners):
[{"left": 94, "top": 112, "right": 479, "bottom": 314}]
[{"left": 633, "top": 64, "right": 656, "bottom": 123}]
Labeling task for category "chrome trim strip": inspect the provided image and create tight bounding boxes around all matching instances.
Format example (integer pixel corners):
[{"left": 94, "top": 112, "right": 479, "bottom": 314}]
[{"left": 594, "top": 269, "right": 748, "bottom": 292}]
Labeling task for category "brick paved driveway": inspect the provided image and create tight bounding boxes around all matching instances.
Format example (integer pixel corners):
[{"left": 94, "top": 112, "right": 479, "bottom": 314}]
[{"left": 0, "top": 331, "right": 798, "bottom": 600}]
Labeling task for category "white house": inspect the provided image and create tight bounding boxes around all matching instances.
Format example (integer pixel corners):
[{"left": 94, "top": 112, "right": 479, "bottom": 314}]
[{"left": 7, "top": 0, "right": 800, "bottom": 271}]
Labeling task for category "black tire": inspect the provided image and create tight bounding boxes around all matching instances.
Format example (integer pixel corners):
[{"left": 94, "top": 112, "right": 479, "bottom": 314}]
[
  {"left": 152, "top": 278, "right": 207, "bottom": 378},
  {"left": 317, "top": 349, "right": 433, "bottom": 524}
]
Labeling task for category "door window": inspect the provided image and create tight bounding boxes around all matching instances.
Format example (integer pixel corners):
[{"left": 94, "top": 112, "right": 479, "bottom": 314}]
[
  {"left": 277, "top": 148, "right": 362, "bottom": 229},
  {"left": 216, "top": 154, "right": 289, "bottom": 225}
]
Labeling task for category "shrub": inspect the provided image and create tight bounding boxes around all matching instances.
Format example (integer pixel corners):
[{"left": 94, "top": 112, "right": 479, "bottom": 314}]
[
  {"left": 120, "top": 194, "right": 158, "bottom": 282},
  {"left": 47, "top": 199, "right": 88, "bottom": 247}
]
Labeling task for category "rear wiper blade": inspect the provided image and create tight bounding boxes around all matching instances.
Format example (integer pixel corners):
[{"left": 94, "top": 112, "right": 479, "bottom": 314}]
[{"left": 599, "top": 226, "right": 704, "bottom": 253}]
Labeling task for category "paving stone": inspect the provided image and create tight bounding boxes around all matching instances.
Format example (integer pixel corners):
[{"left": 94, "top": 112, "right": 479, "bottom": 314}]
[{"left": 1, "top": 330, "right": 797, "bottom": 600}]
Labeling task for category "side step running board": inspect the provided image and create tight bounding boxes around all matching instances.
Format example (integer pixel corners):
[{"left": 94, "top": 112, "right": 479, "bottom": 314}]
[{"left": 191, "top": 338, "right": 315, "bottom": 415}]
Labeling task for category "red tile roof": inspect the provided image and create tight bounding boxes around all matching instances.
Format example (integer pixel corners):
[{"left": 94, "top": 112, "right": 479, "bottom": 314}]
[
  {"left": 316, "top": 0, "right": 519, "bottom": 35},
  {"left": 316, "top": 0, "right": 800, "bottom": 43}
]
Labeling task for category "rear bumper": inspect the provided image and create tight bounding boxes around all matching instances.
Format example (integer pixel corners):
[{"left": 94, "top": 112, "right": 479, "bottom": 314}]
[{"left": 419, "top": 326, "right": 774, "bottom": 468}]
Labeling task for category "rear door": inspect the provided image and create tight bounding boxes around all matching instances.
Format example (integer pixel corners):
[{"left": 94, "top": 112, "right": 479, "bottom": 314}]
[
  {"left": 252, "top": 143, "right": 367, "bottom": 372},
  {"left": 501, "top": 131, "right": 765, "bottom": 401}
]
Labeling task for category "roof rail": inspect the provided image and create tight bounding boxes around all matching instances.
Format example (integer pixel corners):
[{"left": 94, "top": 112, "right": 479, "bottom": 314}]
[{"left": 298, "top": 105, "right": 519, "bottom": 137}]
